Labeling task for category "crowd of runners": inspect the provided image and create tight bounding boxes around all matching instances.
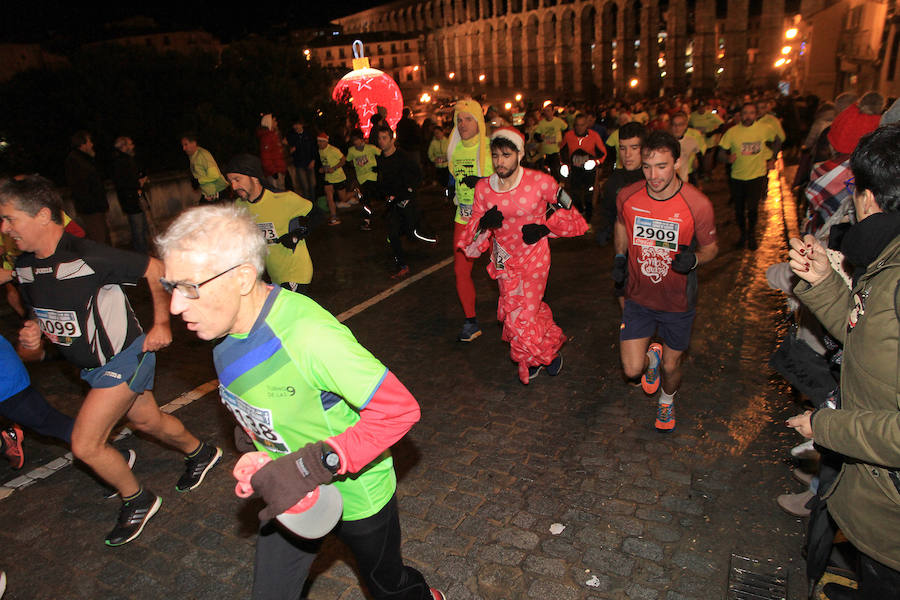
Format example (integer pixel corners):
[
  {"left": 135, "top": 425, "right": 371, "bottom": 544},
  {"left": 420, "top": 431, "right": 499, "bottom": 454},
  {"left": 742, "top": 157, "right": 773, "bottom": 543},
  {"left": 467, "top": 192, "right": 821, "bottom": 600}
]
[{"left": 0, "top": 85, "right": 898, "bottom": 599}]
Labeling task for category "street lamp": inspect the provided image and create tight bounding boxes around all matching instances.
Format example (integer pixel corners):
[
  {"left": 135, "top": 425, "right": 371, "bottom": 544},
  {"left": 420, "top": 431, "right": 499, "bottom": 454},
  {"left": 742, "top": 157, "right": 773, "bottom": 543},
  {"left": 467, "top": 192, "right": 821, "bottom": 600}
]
[
  {"left": 515, "top": 93, "right": 523, "bottom": 102},
  {"left": 478, "top": 73, "right": 486, "bottom": 82},
  {"left": 785, "top": 28, "right": 798, "bottom": 40},
  {"left": 433, "top": 84, "right": 440, "bottom": 92},
  {"left": 448, "top": 72, "right": 455, "bottom": 80},
  {"left": 629, "top": 78, "right": 639, "bottom": 88}
]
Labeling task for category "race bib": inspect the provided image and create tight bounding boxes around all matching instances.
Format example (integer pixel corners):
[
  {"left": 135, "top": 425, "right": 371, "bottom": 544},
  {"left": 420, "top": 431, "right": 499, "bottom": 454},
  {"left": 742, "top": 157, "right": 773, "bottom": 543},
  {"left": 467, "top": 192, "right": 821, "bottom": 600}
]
[
  {"left": 492, "top": 238, "right": 511, "bottom": 271},
  {"left": 458, "top": 203, "right": 473, "bottom": 219},
  {"left": 741, "top": 141, "right": 762, "bottom": 155},
  {"left": 257, "top": 222, "right": 278, "bottom": 244},
  {"left": 354, "top": 155, "right": 369, "bottom": 167},
  {"left": 219, "top": 386, "right": 291, "bottom": 454},
  {"left": 572, "top": 154, "right": 589, "bottom": 168},
  {"left": 632, "top": 216, "right": 679, "bottom": 252},
  {"left": 33, "top": 307, "right": 81, "bottom": 346}
]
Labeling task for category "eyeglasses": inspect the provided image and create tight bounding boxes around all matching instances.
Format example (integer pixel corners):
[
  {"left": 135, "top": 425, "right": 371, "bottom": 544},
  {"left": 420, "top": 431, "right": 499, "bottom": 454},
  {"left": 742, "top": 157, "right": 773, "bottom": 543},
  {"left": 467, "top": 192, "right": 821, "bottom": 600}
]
[
  {"left": 843, "top": 177, "right": 855, "bottom": 194},
  {"left": 160, "top": 264, "right": 242, "bottom": 299}
]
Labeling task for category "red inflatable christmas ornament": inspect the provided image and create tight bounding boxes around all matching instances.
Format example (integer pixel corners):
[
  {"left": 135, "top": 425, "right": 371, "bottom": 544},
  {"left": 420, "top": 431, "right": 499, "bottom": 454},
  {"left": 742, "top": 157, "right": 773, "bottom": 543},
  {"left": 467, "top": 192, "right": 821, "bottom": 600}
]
[{"left": 332, "top": 40, "right": 404, "bottom": 137}]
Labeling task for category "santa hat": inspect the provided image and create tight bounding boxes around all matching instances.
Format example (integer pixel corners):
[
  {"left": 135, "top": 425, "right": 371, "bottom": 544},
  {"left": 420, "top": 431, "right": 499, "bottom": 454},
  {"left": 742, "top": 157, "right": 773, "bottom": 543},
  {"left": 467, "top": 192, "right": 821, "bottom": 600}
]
[
  {"left": 491, "top": 127, "right": 524, "bottom": 153},
  {"left": 317, "top": 132, "right": 329, "bottom": 141}
]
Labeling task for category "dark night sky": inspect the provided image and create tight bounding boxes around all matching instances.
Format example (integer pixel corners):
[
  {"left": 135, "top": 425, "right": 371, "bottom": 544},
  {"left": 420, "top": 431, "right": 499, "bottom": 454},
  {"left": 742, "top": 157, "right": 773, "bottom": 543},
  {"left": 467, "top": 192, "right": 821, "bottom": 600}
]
[{"left": 0, "top": 1, "right": 389, "bottom": 43}]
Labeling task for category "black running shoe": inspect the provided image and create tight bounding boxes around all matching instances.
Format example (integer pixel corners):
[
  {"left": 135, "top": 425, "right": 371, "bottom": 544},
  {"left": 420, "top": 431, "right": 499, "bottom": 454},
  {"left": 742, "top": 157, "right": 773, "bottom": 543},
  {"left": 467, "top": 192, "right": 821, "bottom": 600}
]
[
  {"left": 102, "top": 448, "right": 137, "bottom": 499},
  {"left": 105, "top": 488, "right": 161, "bottom": 547},
  {"left": 175, "top": 443, "right": 222, "bottom": 492}
]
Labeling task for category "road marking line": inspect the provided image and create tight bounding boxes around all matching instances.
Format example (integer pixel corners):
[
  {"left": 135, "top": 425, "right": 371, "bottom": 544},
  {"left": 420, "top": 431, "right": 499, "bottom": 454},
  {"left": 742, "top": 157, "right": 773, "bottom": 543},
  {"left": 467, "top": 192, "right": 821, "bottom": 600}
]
[{"left": 1, "top": 255, "right": 454, "bottom": 497}]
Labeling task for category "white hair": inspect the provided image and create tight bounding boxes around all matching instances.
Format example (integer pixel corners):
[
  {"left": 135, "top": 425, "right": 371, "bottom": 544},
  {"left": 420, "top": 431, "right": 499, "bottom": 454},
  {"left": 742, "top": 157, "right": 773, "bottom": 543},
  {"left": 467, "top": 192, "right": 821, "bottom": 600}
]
[{"left": 156, "top": 204, "right": 267, "bottom": 277}]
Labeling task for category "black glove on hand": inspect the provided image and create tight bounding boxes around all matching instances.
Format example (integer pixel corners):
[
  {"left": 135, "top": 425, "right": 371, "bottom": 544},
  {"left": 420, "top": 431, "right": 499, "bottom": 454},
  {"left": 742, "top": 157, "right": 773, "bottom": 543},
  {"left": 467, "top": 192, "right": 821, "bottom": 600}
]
[
  {"left": 612, "top": 254, "right": 627, "bottom": 284},
  {"left": 671, "top": 245, "right": 698, "bottom": 274},
  {"left": 277, "top": 227, "right": 309, "bottom": 251},
  {"left": 277, "top": 216, "right": 310, "bottom": 251},
  {"left": 233, "top": 425, "right": 256, "bottom": 454},
  {"left": 478, "top": 206, "right": 504, "bottom": 230},
  {"left": 250, "top": 442, "right": 334, "bottom": 521},
  {"left": 522, "top": 223, "right": 550, "bottom": 245},
  {"left": 461, "top": 175, "right": 481, "bottom": 188}
]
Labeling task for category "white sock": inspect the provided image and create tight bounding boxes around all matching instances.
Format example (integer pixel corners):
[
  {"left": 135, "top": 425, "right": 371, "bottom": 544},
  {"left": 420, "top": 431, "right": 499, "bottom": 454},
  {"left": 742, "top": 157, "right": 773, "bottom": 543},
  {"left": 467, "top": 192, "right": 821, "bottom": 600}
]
[{"left": 659, "top": 390, "right": 675, "bottom": 405}]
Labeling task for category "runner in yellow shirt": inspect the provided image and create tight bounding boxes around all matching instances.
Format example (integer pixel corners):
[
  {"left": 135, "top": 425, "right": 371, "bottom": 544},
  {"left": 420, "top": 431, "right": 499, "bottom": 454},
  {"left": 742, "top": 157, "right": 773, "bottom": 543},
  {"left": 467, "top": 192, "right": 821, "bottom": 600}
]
[{"left": 717, "top": 102, "right": 779, "bottom": 250}]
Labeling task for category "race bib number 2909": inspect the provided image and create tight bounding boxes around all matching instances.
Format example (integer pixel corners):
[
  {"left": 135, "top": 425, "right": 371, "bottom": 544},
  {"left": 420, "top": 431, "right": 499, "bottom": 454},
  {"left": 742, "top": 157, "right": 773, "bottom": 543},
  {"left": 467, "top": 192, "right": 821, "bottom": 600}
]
[
  {"left": 632, "top": 216, "right": 679, "bottom": 252},
  {"left": 33, "top": 307, "right": 81, "bottom": 346}
]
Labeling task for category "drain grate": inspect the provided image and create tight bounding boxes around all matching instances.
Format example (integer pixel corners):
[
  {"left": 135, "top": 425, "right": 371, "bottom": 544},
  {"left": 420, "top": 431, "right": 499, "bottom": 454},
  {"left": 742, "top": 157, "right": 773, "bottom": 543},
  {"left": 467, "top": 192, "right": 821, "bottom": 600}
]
[{"left": 727, "top": 553, "right": 788, "bottom": 600}]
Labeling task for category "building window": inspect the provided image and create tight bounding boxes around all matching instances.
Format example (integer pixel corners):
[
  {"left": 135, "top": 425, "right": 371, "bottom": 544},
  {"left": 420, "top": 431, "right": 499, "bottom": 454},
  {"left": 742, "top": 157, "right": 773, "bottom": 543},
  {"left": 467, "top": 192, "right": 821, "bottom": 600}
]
[
  {"left": 326, "top": 49, "right": 333, "bottom": 59},
  {"left": 889, "top": 31, "right": 900, "bottom": 81},
  {"left": 340, "top": 48, "right": 345, "bottom": 58},
  {"left": 404, "top": 42, "right": 410, "bottom": 51},
  {"left": 391, "top": 43, "right": 397, "bottom": 53}
]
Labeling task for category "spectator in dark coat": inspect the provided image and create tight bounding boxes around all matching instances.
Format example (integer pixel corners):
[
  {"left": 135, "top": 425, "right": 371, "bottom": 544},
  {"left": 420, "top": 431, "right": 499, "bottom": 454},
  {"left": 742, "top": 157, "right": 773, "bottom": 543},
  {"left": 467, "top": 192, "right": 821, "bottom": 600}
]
[
  {"left": 64, "top": 131, "right": 108, "bottom": 244},
  {"left": 111, "top": 137, "right": 150, "bottom": 253}
]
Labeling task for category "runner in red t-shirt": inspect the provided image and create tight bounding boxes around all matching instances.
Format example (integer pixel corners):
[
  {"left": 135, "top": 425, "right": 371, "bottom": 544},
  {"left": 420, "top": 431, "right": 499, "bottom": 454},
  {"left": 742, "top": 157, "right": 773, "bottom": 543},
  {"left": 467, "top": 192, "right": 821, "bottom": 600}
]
[
  {"left": 561, "top": 114, "right": 606, "bottom": 227},
  {"left": 613, "top": 131, "right": 718, "bottom": 431}
]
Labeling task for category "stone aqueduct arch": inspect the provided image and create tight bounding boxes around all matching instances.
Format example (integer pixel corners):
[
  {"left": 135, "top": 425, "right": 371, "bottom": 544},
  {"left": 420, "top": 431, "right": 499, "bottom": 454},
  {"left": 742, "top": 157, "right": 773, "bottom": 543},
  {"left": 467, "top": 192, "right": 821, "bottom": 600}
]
[{"left": 336, "top": 0, "right": 724, "bottom": 98}]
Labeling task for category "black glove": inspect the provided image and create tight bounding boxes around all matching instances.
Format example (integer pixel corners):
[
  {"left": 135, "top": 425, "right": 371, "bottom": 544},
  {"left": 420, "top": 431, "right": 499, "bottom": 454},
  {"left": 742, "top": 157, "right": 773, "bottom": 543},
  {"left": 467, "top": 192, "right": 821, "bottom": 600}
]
[
  {"left": 250, "top": 442, "right": 334, "bottom": 521},
  {"left": 461, "top": 175, "right": 481, "bottom": 188},
  {"left": 233, "top": 425, "right": 256, "bottom": 454},
  {"left": 671, "top": 245, "right": 698, "bottom": 274},
  {"left": 370, "top": 165, "right": 378, "bottom": 173},
  {"left": 612, "top": 254, "right": 627, "bottom": 284},
  {"left": 478, "top": 206, "right": 504, "bottom": 230},
  {"left": 522, "top": 223, "right": 550, "bottom": 245},
  {"left": 277, "top": 216, "right": 310, "bottom": 251}
]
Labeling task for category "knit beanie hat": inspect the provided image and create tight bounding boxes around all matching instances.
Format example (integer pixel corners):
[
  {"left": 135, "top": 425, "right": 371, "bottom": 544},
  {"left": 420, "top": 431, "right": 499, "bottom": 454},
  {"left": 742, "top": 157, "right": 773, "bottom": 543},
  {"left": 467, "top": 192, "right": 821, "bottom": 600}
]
[
  {"left": 225, "top": 153, "right": 265, "bottom": 180},
  {"left": 827, "top": 103, "right": 881, "bottom": 154}
]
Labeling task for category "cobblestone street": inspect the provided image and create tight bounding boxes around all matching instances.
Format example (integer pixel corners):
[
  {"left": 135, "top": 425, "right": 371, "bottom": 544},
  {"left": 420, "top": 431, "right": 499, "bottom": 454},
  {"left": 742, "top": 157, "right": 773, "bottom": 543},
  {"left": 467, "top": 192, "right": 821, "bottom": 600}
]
[{"left": 0, "top": 168, "right": 814, "bottom": 599}]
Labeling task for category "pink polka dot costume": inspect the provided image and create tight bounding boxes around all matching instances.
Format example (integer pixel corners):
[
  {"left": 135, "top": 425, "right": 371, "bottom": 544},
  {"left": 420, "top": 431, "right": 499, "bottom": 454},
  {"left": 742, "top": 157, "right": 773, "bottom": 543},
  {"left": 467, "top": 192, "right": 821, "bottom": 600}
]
[{"left": 458, "top": 168, "right": 588, "bottom": 383}]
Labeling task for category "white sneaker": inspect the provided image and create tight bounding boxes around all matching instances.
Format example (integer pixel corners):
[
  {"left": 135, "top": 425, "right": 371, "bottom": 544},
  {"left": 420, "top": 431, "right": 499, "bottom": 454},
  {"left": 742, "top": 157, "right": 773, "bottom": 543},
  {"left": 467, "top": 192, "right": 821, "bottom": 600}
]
[{"left": 790, "top": 438, "right": 818, "bottom": 459}]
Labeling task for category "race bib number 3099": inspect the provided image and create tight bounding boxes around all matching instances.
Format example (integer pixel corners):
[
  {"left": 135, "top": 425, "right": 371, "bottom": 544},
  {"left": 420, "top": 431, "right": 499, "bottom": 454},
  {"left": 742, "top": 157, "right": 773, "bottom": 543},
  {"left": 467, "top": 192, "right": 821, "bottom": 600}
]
[
  {"left": 633, "top": 216, "right": 679, "bottom": 252},
  {"left": 34, "top": 307, "right": 81, "bottom": 346}
]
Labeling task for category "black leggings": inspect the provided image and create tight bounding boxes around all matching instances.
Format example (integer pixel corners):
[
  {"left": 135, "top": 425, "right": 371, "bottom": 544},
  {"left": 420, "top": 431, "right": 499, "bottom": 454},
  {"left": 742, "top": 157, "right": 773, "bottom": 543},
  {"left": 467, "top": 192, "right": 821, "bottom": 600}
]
[
  {"left": 387, "top": 202, "right": 419, "bottom": 267},
  {"left": 252, "top": 494, "right": 431, "bottom": 600},
  {"left": 0, "top": 385, "right": 74, "bottom": 444},
  {"left": 728, "top": 176, "right": 767, "bottom": 236}
]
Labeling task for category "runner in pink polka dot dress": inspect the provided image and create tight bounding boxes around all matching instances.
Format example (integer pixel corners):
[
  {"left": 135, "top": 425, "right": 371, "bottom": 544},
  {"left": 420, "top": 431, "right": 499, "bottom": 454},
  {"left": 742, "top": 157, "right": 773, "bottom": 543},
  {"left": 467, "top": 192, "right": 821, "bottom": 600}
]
[{"left": 459, "top": 127, "right": 588, "bottom": 384}]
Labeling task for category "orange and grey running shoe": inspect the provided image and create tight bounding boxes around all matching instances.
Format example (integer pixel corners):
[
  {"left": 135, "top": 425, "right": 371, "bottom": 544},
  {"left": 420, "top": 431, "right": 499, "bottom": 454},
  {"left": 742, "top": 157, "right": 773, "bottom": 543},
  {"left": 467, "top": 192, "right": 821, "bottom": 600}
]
[
  {"left": 1, "top": 426, "right": 24, "bottom": 470},
  {"left": 641, "top": 343, "right": 663, "bottom": 395},
  {"left": 655, "top": 401, "right": 675, "bottom": 432}
]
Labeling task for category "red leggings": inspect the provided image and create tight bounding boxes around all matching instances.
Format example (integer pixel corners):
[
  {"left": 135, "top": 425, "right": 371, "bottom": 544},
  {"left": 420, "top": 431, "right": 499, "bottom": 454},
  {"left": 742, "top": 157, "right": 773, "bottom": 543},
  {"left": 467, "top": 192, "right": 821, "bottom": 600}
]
[{"left": 453, "top": 222, "right": 477, "bottom": 318}]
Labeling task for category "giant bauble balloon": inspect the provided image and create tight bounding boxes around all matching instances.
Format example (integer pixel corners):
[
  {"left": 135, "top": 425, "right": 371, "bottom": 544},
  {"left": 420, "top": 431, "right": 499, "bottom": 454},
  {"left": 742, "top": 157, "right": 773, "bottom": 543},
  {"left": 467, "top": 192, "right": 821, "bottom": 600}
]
[{"left": 332, "top": 41, "right": 403, "bottom": 137}]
